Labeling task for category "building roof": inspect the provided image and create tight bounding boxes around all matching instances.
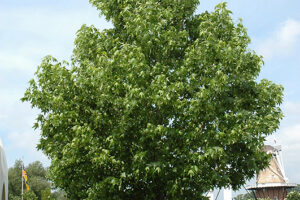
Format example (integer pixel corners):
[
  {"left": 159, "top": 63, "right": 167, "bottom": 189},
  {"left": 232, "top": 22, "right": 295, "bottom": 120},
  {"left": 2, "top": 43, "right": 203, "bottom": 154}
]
[{"left": 247, "top": 183, "right": 297, "bottom": 190}]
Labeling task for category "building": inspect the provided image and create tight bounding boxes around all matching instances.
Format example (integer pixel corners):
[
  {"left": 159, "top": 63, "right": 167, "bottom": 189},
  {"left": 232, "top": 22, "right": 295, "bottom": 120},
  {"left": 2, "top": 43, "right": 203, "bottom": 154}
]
[
  {"left": 0, "top": 138, "right": 8, "bottom": 200},
  {"left": 247, "top": 145, "right": 296, "bottom": 200},
  {"left": 206, "top": 187, "right": 232, "bottom": 200}
]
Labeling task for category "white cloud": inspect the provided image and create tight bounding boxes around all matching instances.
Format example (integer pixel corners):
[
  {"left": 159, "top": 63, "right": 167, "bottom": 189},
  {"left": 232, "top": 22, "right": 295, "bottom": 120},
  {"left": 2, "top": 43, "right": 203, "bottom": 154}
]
[
  {"left": 280, "top": 101, "right": 300, "bottom": 128},
  {"left": 0, "top": 6, "right": 111, "bottom": 37},
  {"left": 277, "top": 125, "right": 300, "bottom": 151},
  {"left": 0, "top": 51, "right": 37, "bottom": 72},
  {"left": 0, "top": 6, "right": 112, "bottom": 71},
  {"left": 283, "top": 101, "right": 300, "bottom": 115},
  {"left": 0, "top": 2, "right": 112, "bottom": 168},
  {"left": 275, "top": 124, "right": 300, "bottom": 183},
  {"left": 0, "top": 3, "right": 109, "bottom": 168},
  {"left": 257, "top": 19, "right": 300, "bottom": 59},
  {"left": 7, "top": 130, "right": 39, "bottom": 150},
  {"left": 264, "top": 101, "right": 300, "bottom": 183},
  {"left": 278, "top": 101, "right": 300, "bottom": 148},
  {"left": 5, "top": 129, "right": 49, "bottom": 166},
  {"left": 0, "top": 91, "right": 46, "bottom": 166},
  {"left": 0, "top": 91, "right": 35, "bottom": 129},
  {"left": 0, "top": 90, "right": 46, "bottom": 165}
]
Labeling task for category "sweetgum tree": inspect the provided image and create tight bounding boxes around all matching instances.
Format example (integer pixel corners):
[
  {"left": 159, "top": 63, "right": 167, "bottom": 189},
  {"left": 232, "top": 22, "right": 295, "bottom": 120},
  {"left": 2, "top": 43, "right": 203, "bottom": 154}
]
[{"left": 23, "top": 0, "right": 284, "bottom": 199}]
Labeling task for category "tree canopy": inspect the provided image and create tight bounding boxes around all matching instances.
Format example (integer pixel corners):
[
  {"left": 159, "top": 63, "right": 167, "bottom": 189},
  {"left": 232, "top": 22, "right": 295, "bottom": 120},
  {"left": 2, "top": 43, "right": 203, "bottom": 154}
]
[
  {"left": 23, "top": 0, "right": 283, "bottom": 199},
  {"left": 8, "top": 160, "right": 68, "bottom": 200},
  {"left": 8, "top": 160, "right": 50, "bottom": 200}
]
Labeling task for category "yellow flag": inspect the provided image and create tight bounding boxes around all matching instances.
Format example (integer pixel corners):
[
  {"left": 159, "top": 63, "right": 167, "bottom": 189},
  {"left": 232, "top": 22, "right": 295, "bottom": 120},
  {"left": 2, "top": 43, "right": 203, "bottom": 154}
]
[{"left": 22, "top": 168, "right": 30, "bottom": 191}]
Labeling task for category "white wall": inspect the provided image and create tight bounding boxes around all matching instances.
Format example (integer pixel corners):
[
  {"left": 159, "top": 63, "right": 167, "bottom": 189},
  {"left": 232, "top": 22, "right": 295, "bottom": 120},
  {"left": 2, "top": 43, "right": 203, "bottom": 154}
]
[{"left": 0, "top": 139, "right": 8, "bottom": 200}]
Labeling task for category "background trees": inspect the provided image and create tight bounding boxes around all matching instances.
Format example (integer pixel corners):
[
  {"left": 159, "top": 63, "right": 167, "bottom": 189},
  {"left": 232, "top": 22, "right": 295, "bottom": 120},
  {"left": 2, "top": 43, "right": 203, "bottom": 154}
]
[
  {"left": 234, "top": 193, "right": 254, "bottom": 200},
  {"left": 8, "top": 160, "right": 50, "bottom": 199},
  {"left": 23, "top": 0, "right": 284, "bottom": 199},
  {"left": 286, "top": 191, "right": 300, "bottom": 200},
  {"left": 50, "top": 189, "right": 68, "bottom": 200},
  {"left": 8, "top": 160, "right": 67, "bottom": 200}
]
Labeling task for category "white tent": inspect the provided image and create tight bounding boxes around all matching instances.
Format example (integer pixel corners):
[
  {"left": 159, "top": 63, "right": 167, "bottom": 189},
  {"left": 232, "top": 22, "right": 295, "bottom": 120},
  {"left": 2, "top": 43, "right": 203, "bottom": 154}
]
[{"left": 0, "top": 139, "right": 8, "bottom": 200}]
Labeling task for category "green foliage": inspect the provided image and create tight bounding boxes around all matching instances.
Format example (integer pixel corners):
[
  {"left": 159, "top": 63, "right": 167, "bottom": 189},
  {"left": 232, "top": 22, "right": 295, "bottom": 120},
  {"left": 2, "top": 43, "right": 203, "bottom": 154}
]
[
  {"left": 234, "top": 193, "right": 279, "bottom": 200},
  {"left": 234, "top": 197, "right": 270, "bottom": 200},
  {"left": 27, "top": 161, "right": 51, "bottom": 199},
  {"left": 50, "top": 189, "right": 68, "bottom": 200},
  {"left": 234, "top": 194, "right": 273, "bottom": 200},
  {"left": 23, "top": 0, "right": 284, "bottom": 199},
  {"left": 234, "top": 193, "right": 254, "bottom": 200},
  {"left": 287, "top": 191, "right": 300, "bottom": 200},
  {"left": 41, "top": 188, "right": 54, "bottom": 200},
  {"left": 8, "top": 160, "right": 23, "bottom": 199},
  {"left": 9, "top": 194, "right": 21, "bottom": 200},
  {"left": 23, "top": 191, "right": 38, "bottom": 200},
  {"left": 8, "top": 160, "right": 51, "bottom": 200}
]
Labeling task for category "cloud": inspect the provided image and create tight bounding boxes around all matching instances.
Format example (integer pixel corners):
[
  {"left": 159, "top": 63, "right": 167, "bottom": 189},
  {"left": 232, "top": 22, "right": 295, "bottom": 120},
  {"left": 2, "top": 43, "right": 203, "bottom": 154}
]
[
  {"left": 283, "top": 101, "right": 300, "bottom": 115},
  {"left": 0, "top": 6, "right": 112, "bottom": 71},
  {"left": 7, "top": 130, "right": 39, "bottom": 150},
  {"left": 275, "top": 124, "right": 300, "bottom": 183},
  {"left": 278, "top": 125, "right": 300, "bottom": 151},
  {"left": 0, "top": 50, "right": 37, "bottom": 72},
  {"left": 0, "top": 91, "right": 46, "bottom": 165},
  {"left": 5, "top": 129, "right": 49, "bottom": 166},
  {"left": 0, "top": 90, "right": 46, "bottom": 166},
  {"left": 0, "top": 91, "right": 35, "bottom": 130},
  {"left": 257, "top": 19, "right": 300, "bottom": 59},
  {"left": 0, "top": 2, "right": 112, "bottom": 168},
  {"left": 264, "top": 101, "right": 300, "bottom": 183}
]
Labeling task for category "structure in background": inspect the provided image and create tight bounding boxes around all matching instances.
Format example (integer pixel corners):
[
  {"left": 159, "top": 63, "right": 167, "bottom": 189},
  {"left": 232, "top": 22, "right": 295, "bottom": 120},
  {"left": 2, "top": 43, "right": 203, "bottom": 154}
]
[
  {"left": 223, "top": 187, "right": 232, "bottom": 200},
  {"left": 206, "top": 187, "right": 232, "bottom": 200},
  {"left": 247, "top": 145, "right": 296, "bottom": 200},
  {"left": 0, "top": 138, "right": 8, "bottom": 200}
]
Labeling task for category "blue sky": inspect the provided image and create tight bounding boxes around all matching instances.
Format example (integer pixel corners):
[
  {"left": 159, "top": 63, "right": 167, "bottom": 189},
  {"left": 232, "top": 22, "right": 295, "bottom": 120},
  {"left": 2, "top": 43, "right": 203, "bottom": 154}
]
[{"left": 1, "top": 0, "right": 300, "bottom": 197}]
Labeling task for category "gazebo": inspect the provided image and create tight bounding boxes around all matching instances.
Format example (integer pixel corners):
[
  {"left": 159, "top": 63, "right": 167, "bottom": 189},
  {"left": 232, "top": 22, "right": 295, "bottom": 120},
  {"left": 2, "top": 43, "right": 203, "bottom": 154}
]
[{"left": 0, "top": 138, "right": 8, "bottom": 200}]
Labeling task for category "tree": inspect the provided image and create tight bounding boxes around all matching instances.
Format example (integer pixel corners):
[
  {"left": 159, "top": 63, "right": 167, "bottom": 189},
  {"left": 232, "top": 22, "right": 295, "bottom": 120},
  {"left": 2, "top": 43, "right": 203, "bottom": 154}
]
[
  {"left": 41, "top": 188, "right": 54, "bottom": 200},
  {"left": 23, "top": 191, "right": 38, "bottom": 200},
  {"left": 8, "top": 160, "right": 23, "bottom": 199},
  {"left": 287, "top": 191, "right": 300, "bottom": 200},
  {"left": 8, "top": 194, "right": 21, "bottom": 200},
  {"left": 27, "top": 161, "right": 51, "bottom": 199},
  {"left": 234, "top": 195, "right": 271, "bottom": 200},
  {"left": 234, "top": 193, "right": 255, "bottom": 200},
  {"left": 8, "top": 160, "right": 51, "bottom": 200},
  {"left": 22, "top": 0, "right": 284, "bottom": 199},
  {"left": 50, "top": 189, "right": 68, "bottom": 200}
]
